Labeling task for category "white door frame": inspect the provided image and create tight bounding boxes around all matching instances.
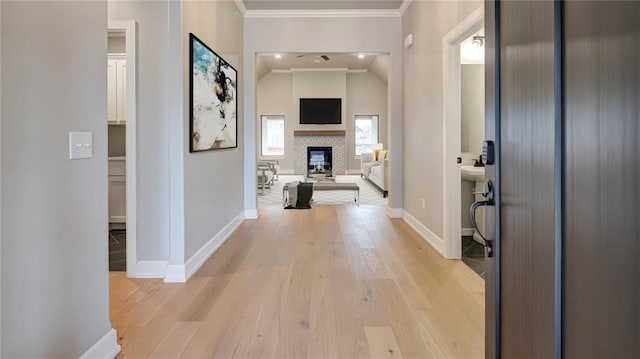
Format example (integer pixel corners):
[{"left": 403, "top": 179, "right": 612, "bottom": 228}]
[
  {"left": 108, "top": 21, "right": 137, "bottom": 277},
  {"left": 442, "top": 7, "right": 484, "bottom": 259}
]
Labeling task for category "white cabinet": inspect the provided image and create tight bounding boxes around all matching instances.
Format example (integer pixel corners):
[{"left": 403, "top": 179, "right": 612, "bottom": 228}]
[
  {"left": 108, "top": 159, "right": 126, "bottom": 223},
  {"left": 107, "top": 55, "right": 126, "bottom": 124}
]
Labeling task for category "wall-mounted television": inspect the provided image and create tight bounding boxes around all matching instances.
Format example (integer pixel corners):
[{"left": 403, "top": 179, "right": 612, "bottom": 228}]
[{"left": 299, "top": 98, "right": 342, "bottom": 124}]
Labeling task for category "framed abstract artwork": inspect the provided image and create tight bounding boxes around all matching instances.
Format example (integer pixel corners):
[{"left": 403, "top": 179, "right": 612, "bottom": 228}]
[{"left": 189, "top": 33, "right": 238, "bottom": 152}]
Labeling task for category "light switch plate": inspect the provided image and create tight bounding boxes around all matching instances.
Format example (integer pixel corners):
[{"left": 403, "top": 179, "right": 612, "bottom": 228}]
[{"left": 69, "top": 131, "right": 93, "bottom": 159}]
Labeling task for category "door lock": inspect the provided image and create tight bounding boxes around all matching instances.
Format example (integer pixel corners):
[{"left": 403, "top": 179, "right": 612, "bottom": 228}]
[{"left": 470, "top": 180, "right": 495, "bottom": 257}]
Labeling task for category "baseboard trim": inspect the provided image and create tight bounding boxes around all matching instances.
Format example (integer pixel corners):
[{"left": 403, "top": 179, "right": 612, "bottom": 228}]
[
  {"left": 164, "top": 264, "right": 186, "bottom": 283},
  {"left": 462, "top": 228, "right": 475, "bottom": 236},
  {"left": 346, "top": 169, "right": 361, "bottom": 175},
  {"left": 79, "top": 328, "right": 120, "bottom": 359},
  {"left": 386, "top": 207, "right": 403, "bottom": 218},
  {"left": 402, "top": 210, "right": 445, "bottom": 256},
  {"left": 184, "top": 212, "right": 244, "bottom": 280},
  {"left": 278, "top": 169, "right": 294, "bottom": 175},
  {"left": 244, "top": 208, "right": 258, "bottom": 219},
  {"left": 135, "top": 260, "right": 168, "bottom": 278}
]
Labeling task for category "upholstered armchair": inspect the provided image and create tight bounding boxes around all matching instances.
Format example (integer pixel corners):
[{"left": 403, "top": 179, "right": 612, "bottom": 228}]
[
  {"left": 257, "top": 160, "right": 280, "bottom": 181},
  {"left": 257, "top": 162, "right": 276, "bottom": 194}
]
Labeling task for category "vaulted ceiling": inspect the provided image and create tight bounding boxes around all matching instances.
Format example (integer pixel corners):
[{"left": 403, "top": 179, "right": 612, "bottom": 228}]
[
  {"left": 256, "top": 52, "right": 389, "bottom": 83},
  {"left": 246, "top": 1, "right": 398, "bottom": 82}
]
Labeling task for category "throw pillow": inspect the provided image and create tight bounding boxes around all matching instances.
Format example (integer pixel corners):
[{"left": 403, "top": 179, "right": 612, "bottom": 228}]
[
  {"left": 361, "top": 151, "right": 373, "bottom": 163},
  {"left": 374, "top": 149, "right": 381, "bottom": 161}
]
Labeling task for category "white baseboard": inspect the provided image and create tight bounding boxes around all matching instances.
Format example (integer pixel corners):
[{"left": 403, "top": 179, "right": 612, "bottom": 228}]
[
  {"left": 386, "top": 207, "right": 403, "bottom": 218},
  {"left": 462, "top": 228, "right": 475, "bottom": 236},
  {"left": 278, "top": 169, "right": 294, "bottom": 175},
  {"left": 135, "top": 260, "right": 168, "bottom": 278},
  {"left": 346, "top": 169, "right": 361, "bottom": 175},
  {"left": 402, "top": 210, "right": 445, "bottom": 256},
  {"left": 185, "top": 212, "right": 244, "bottom": 279},
  {"left": 164, "top": 264, "right": 186, "bottom": 283},
  {"left": 79, "top": 328, "right": 120, "bottom": 359},
  {"left": 244, "top": 208, "right": 258, "bottom": 219}
]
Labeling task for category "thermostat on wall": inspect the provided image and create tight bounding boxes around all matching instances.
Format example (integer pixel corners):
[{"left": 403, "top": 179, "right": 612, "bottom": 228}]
[{"left": 404, "top": 33, "right": 415, "bottom": 49}]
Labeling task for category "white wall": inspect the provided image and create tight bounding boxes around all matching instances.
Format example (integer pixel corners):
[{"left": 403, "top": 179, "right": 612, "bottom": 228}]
[
  {"left": 0, "top": 1, "right": 3, "bottom": 352},
  {"left": 244, "top": 15, "right": 403, "bottom": 212},
  {"left": 346, "top": 71, "right": 388, "bottom": 171},
  {"left": 1, "top": 1, "right": 113, "bottom": 356},
  {"left": 403, "top": 0, "right": 482, "bottom": 237},
  {"left": 369, "top": 54, "right": 390, "bottom": 84},
  {"left": 182, "top": 0, "right": 244, "bottom": 260},
  {"left": 108, "top": 0, "right": 171, "bottom": 262},
  {"left": 461, "top": 64, "right": 484, "bottom": 154},
  {"left": 257, "top": 72, "right": 293, "bottom": 168},
  {"left": 292, "top": 71, "right": 347, "bottom": 131}
]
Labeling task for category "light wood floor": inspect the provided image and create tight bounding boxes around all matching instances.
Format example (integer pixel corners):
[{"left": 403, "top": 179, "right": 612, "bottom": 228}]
[{"left": 110, "top": 205, "right": 484, "bottom": 358}]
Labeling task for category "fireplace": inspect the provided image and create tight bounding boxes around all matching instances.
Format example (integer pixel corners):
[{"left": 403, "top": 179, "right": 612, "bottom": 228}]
[
  {"left": 293, "top": 134, "right": 345, "bottom": 175},
  {"left": 307, "top": 146, "right": 332, "bottom": 176}
]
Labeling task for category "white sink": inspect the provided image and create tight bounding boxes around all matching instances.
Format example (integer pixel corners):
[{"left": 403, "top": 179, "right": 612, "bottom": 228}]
[
  {"left": 461, "top": 165, "right": 485, "bottom": 182},
  {"left": 461, "top": 165, "right": 486, "bottom": 244}
]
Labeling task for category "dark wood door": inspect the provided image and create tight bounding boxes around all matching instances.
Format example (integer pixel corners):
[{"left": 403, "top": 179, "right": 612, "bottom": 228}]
[
  {"left": 499, "top": 1, "right": 557, "bottom": 357},
  {"left": 485, "top": 0, "right": 640, "bottom": 357},
  {"left": 563, "top": 1, "right": 640, "bottom": 358}
]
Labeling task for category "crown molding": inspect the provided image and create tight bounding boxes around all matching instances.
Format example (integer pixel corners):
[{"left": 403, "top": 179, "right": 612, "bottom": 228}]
[
  {"left": 233, "top": 0, "right": 247, "bottom": 16},
  {"left": 244, "top": 9, "right": 402, "bottom": 18},
  {"left": 399, "top": 0, "right": 413, "bottom": 16},
  {"left": 291, "top": 67, "right": 349, "bottom": 72}
]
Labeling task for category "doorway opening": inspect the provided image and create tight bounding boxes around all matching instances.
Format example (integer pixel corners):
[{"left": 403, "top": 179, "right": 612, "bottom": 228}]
[
  {"left": 253, "top": 52, "right": 391, "bottom": 208},
  {"left": 459, "top": 31, "right": 486, "bottom": 277},
  {"left": 107, "top": 21, "right": 137, "bottom": 277},
  {"left": 442, "top": 7, "right": 484, "bottom": 263}
]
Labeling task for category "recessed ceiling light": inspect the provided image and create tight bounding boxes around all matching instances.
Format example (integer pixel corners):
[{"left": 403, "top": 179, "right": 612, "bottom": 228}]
[
  {"left": 358, "top": 54, "right": 365, "bottom": 59},
  {"left": 275, "top": 54, "right": 281, "bottom": 59}
]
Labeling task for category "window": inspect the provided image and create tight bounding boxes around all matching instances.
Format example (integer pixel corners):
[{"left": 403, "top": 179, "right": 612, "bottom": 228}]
[
  {"left": 261, "top": 115, "right": 285, "bottom": 156},
  {"left": 354, "top": 115, "right": 379, "bottom": 156}
]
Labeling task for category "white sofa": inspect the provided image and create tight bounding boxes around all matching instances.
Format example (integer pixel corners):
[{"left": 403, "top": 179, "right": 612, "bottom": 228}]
[{"left": 360, "top": 150, "right": 389, "bottom": 197}]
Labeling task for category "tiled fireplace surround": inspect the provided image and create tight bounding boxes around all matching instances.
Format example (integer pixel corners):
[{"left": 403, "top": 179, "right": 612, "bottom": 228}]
[{"left": 293, "top": 132, "right": 346, "bottom": 175}]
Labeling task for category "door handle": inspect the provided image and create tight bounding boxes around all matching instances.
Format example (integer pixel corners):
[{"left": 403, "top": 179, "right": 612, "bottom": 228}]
[{"left": 470, "top": 180, "right": 494, "bottom": 257}]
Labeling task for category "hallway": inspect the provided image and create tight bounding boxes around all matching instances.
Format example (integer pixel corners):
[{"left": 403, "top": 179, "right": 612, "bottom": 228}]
[{"left": 110, "top": 205, "right": 484, "bottom": 358}]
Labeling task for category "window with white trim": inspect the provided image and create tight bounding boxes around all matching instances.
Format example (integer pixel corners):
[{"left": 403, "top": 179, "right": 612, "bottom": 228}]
[
  {"left": 354, "top": 115, "right": 379, "bottom": 156},
  {"left": 261, "top": 115, "right": 285, "bottom": 156}
]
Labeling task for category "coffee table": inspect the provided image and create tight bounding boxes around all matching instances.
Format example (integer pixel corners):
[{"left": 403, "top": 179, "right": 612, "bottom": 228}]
[{"left": 305, "top": 174, "right": 335, "bottom": 183}]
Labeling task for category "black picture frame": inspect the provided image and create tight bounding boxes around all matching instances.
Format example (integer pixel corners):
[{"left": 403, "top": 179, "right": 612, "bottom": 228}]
[{"left": 189, "top": 33, "right": 238, "bottom": 152}]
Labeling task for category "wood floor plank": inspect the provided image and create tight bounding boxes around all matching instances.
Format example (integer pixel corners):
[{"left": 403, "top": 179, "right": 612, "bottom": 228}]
[
  {"left": 148, "top": 321, "right": 200, "bottom": 358},
  {"left": 275, "top": 260, "right": 313, "bottom": 358},
  {"left": 110, "top": 205, "right": 484, "bottom": 359},
  {"left": 375, "top": 278, "right": 435, "bottom": 358},
  {"left": 307, "top": 248, "right": 340, "bottom": 359},
  {"left": 333, "top": 292, "right": 371, "bottom": 359},
  {"left": 364, "top": 326, "right": 404, "bottom": 359}
]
